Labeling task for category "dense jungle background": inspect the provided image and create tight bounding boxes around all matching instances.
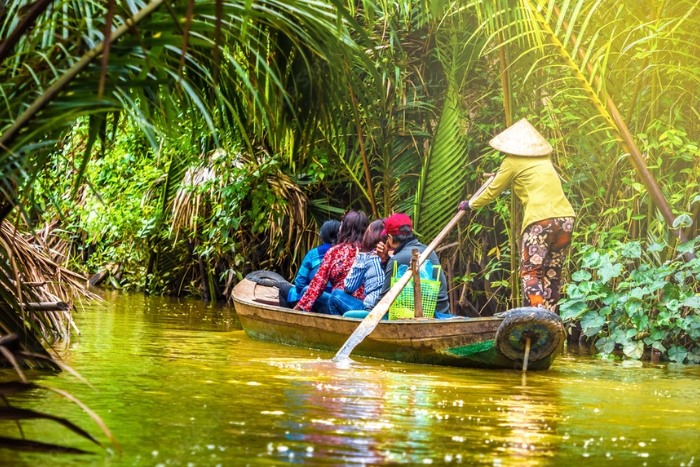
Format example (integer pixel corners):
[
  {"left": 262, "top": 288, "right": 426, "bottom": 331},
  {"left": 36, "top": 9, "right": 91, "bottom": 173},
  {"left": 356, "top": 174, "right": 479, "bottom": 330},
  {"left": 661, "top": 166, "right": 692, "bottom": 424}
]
[{"left": 2, "top": 0, "right": 700, "bottom": 364}]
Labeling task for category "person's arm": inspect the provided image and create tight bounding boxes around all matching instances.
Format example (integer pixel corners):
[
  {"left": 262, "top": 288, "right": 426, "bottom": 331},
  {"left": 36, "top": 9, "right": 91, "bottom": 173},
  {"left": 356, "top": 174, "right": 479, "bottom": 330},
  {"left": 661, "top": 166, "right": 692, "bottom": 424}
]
[
  {"left": 468, "top": 158, "right": 515, "bottom": 209},
  {"left": 293, "top": 250, "right": 315, "bottom": 289},
  {"left": 343, "top": 255, "right": 367, "bottom": 293},
  {"left": 377, "top": 257, "right": 395, "bottom": 299},
  {"left": 368, "top": 255, "right": 386, "bottom": 293},
  {"left": 296, "top": 250, "right": 334, "bottom": 311}
]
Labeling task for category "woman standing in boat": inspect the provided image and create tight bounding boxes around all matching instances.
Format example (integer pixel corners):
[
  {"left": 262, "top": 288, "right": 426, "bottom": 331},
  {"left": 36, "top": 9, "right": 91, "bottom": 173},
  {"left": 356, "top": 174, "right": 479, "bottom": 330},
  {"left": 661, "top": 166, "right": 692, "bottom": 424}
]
[
  {"left": 294, "top": 211, "right": 368, "bottom": 314},
  {"left": 459, "top": 119, "right": 575, "bottom": 312}
]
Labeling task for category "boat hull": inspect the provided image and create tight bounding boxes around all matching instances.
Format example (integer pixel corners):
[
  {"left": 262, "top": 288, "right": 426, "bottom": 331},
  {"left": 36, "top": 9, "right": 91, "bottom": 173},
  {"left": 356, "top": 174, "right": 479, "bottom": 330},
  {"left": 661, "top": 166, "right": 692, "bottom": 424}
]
[{"left": 232, "top": 279, "right": 561, "bottom": 370}]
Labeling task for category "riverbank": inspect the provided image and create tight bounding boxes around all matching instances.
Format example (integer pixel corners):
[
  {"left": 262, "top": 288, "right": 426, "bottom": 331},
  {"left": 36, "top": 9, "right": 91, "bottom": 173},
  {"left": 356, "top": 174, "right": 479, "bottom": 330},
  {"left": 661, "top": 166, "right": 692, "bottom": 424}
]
[{"left": 1, "top": 290, "right": 698, "bottom": 466}]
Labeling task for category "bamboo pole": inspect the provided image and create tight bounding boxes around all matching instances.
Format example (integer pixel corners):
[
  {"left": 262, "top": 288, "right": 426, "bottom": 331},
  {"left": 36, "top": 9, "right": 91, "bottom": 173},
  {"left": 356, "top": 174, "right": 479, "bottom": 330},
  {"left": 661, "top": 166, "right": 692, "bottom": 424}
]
[
  {"left": 550, "top": 4, "right": 687, "bottom": 243},
  {"left": 411, "top": 249, "right": 423, "bottom": 318},
  {"left": 497, "top": 14, "right": 521, "bottom": 307}
]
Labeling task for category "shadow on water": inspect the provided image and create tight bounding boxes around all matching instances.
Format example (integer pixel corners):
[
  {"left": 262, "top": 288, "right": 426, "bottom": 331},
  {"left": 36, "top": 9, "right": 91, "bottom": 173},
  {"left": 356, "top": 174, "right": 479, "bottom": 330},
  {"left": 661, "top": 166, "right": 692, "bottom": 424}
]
[{"left": 0, "top": 291, "right": 699, "bottom": 466}]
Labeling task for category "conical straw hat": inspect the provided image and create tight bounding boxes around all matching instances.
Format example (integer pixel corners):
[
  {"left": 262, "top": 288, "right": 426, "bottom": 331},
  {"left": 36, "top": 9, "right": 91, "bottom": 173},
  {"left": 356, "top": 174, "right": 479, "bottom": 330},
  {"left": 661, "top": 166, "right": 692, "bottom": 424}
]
[{"left": 489, "top": 118, "right": 553, "bottom": 157}]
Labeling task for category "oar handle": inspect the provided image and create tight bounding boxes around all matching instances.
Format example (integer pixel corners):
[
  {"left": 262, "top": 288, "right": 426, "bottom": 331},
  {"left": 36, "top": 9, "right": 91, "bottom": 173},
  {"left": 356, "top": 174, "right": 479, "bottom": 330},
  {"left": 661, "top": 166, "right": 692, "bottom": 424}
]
[{"left": 412, "top": 174, "right": 495, "bottom": 268}]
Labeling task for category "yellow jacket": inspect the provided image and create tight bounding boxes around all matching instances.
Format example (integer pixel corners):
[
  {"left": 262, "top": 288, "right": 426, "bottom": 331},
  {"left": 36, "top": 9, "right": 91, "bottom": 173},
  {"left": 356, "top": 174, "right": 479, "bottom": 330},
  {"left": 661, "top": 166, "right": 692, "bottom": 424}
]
[{"left": 470, "top": 156, "right": 575, "bottom": 233}]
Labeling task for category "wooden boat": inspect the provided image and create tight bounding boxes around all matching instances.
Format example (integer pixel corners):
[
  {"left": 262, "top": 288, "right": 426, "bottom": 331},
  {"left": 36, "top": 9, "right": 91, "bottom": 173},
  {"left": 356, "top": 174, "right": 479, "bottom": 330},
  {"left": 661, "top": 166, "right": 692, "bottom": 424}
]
[{"left": 231, "top": 279, "right": 566, "bottom": 371}]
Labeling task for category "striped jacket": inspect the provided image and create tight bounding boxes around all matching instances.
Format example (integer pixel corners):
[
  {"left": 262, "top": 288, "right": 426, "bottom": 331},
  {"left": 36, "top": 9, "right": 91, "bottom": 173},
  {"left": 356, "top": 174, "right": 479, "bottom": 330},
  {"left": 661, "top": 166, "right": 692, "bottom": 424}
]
[{"left": 343, "top": 251, "right": 385, "bottom": 310}]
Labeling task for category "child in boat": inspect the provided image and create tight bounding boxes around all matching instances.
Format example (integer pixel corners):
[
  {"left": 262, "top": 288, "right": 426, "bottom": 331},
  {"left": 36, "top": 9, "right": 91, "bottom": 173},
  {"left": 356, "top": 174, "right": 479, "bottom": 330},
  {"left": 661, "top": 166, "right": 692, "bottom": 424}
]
[
  {"left": 294, "top": 211, "right": 368, "bottom": 314},
  {"left": 328, "top": 219, "right": 387, "bottom": 316},
  {"left": 278, "top": 220, "right": 340, "bottom": 308}
]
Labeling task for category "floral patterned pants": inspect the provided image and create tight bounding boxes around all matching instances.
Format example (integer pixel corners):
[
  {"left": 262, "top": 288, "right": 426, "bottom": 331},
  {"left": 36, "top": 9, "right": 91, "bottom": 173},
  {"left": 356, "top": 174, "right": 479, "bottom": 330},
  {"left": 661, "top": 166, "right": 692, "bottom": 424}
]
[{"left": 520, "top": 217, "right": 574, "bottom": 311}]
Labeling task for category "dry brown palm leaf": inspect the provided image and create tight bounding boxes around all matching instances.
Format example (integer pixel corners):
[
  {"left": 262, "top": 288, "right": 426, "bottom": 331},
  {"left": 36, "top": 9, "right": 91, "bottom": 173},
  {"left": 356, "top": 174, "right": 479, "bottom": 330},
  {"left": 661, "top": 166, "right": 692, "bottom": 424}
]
[
  {"left": 171, "top": 165, "right": 218, "bottom": 240},
  {"left": 266, "top": 170, "right": 314, "bottom": 268},
  {"left": 0, "top": 221, "right": 100, "bottom": 339}
]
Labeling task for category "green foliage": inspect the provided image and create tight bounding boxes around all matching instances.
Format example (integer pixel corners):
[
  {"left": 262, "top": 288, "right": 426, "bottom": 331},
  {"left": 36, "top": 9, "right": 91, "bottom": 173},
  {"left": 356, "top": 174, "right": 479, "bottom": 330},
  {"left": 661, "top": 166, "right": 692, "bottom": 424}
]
[
  {"left": 33, "top": 118, "right": 165, "bottom": 291},
  {"left": 560, "top": 239, "right": 700, "bottom": 364},
  {"left": 4, "top": 0, "right": 700, "bottom": 339}
]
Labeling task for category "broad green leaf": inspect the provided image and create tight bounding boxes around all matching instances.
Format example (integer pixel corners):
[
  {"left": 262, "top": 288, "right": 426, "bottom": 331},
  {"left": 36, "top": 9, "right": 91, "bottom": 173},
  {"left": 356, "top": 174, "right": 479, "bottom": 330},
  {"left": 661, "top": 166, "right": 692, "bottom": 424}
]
[
  {"left": 688, "top": 348, "right": 700, "bottom": 364},
  {"left": 650, "top": 328, "right": 666, "bottom": 340},
  {"left": 681, "top": 295, "right": 700, "bottom": 310},
  {"left": 581, "top": 311, "right": 605, "bottom": 336},
  {"left": 571, "top": 270, "right": 591, "bottom": 282},
  {"left": 581, "top": 251, "right": 601, "bottom": 268},
  {"left": 620, "top": 242, "right": 641, "bottom": 259},
  {"left": 668, "top": 345, "right": 688, "bottom": 364},
  {"left": 560, "top": 299, "right": 588, "bottom": 320},
  {"left": 678, "top": 239, "right": 697, "bottom": 255},
  {"left": 565, "top": 284, "right": 585, "bottom": 299},
  {"left": 672, "top": 214, "right": 693, "bottom": 229},
  {"left": 628, "top": 287, "right": 648, "bottom": 300},
  {"left": 624, "top": 300, "right": 643, "bottom": 316},
  {"left": 651, "top": 341, "right": 666, "bottom": 352},
  {"left": 622, "top": 341, "right": 644, "bottom": 359},
  {"left": 603, "top": 339, "right": 616, "bottom": 354},
  {"left": 595, "top": 337, "right": 615, "bottom": 355},
  {"left": 632, "top": 315, "right": 649, "bottom": 332},
  {"left": 647, "top": 243, "right": 665, "bottom": 253},
  {"left": 598, "top": 261, "right": 623, "bottom": 283}
]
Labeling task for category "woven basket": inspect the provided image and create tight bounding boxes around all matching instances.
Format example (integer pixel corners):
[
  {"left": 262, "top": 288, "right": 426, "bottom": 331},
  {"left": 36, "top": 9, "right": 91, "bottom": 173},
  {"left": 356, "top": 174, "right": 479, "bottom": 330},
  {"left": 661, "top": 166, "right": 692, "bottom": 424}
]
[{"left": 388, "top": 263, "right": 441, "bottom": 320}]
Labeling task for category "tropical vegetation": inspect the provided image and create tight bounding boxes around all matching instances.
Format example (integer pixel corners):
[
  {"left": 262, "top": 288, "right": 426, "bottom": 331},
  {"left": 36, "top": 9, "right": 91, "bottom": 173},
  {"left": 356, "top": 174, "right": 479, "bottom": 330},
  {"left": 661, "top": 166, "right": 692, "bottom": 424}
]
[{"left": 2, "top": 0, "right": 700, "bottom": 363}]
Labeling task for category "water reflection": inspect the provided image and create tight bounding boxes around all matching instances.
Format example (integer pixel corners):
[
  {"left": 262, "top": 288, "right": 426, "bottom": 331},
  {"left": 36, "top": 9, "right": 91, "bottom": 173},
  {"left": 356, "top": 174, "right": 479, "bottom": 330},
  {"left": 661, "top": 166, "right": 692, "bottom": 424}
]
[
  {"left": 0, "top": 291, "right": 698, "bottom": 466},
  {"left": 268, "top": 360, "right": 432, "bottom": 464},
  {"left": 492, "top": 377, "right": 559, "bottom": 464}
]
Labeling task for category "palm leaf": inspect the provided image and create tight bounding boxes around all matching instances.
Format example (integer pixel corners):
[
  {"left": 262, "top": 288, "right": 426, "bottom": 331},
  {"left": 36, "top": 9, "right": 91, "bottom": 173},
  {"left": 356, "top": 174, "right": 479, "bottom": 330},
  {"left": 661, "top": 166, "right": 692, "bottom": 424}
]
[{"left": 414, "top": 89, "right": 470, "bottom": 239}]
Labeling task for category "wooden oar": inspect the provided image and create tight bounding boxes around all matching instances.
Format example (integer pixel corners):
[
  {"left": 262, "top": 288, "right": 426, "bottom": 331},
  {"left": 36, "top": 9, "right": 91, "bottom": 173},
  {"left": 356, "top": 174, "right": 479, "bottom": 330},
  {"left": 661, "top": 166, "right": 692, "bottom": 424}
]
[{"left": 332, "top": 175, "right": 496, "bottom": 362}]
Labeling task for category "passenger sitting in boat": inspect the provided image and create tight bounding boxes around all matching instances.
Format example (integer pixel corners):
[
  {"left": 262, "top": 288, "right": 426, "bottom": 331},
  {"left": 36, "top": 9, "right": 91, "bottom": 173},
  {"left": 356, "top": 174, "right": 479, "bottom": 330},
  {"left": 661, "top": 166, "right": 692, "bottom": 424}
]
[
  {"left": 279, "top": 220, "right": 341, "bottom": 309},
  {"left": 294, "top": 211, "right": 368, "bottom": 314},
  {"left": 376, "top": 213, "right": 453, "bottom": 318},
  {"left": 328, "top": 219, "right": 387, "bottom": 317}
]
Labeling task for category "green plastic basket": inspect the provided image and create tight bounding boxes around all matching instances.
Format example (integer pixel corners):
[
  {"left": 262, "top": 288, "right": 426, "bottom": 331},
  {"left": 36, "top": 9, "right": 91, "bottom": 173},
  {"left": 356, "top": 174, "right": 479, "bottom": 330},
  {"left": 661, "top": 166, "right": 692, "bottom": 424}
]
[{"left": 388, "top": 263, "right": 441, "bottom": 320}]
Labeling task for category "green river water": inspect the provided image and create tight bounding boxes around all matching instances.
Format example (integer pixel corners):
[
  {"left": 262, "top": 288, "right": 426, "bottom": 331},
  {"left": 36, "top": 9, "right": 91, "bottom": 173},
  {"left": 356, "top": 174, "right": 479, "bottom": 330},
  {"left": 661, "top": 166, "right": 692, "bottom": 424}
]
[{"left": 1, "top": 291, "right": 699, "bottom": 466}]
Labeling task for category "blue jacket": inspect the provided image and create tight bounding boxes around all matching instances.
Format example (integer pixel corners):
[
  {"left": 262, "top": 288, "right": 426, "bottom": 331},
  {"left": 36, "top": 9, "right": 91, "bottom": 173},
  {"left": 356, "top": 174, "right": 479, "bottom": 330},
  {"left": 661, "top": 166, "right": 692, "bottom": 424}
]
[
  {"left": 287, "top": 243, "right": 332, "bottom": 302},
  {"left": 343, "top": 252, "right": 385, "bottom": 310}
]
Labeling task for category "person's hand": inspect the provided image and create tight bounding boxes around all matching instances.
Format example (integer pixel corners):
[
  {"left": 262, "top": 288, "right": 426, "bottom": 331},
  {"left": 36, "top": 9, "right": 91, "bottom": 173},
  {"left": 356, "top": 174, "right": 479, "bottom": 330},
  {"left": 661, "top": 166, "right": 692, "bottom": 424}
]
[
  {"left": 376, "top": 241, "right": 390, "bottom": 262},
  {"left": 293, "top": 305, "right": 303, "bottom": 311},
  {"left": 458, "top": 200, "right": 471, "bottom": 211}
]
